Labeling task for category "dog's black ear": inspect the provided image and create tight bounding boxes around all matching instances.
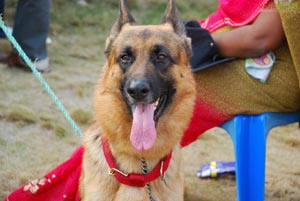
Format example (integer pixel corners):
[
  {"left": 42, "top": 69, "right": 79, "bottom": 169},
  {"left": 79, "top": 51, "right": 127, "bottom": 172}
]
[{"left": 161, "top": 0, "right": 185, "bottom": 37}]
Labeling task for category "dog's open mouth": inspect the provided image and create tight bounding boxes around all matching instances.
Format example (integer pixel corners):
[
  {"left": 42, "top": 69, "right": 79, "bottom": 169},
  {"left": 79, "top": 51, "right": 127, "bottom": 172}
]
[
  {"left": 129, "top": 93, "right": 172, "bottom": 151},
  {"left": 154, "top": 95, "right": 167, "bottom": 122}
]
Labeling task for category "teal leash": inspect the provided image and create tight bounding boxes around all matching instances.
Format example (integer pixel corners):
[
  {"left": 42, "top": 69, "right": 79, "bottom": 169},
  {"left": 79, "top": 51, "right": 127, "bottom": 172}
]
[{"left": 0, "top": 17, "right": 83, "bottom": 138}]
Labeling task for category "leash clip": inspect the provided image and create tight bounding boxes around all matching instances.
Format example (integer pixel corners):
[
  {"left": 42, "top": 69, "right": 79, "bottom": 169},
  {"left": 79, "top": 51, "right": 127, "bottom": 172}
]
[{"left": 109, "top": 168, "right": 129, "bottom": 177}]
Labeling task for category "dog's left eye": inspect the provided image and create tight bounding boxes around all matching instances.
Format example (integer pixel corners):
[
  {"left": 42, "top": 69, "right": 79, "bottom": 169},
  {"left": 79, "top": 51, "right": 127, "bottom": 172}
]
[{"left": 155, "top": 53, "right": 168, "bottom": 62}]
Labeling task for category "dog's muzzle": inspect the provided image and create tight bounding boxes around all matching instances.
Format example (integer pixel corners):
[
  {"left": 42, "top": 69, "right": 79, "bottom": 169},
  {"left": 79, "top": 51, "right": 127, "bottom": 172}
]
[
  {"left": 126, "top": 78, "right": 152, "bottom": 102},
  {"left": 122, "top": 77, "right": 174, "bottom": 150},
  {"left": 123, "top": 78, "right": 157, "bottom": 150}
]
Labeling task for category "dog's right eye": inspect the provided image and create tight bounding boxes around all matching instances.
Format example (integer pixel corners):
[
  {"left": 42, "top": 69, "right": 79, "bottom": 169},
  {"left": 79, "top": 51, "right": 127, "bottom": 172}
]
[
  {"left": 118, "top": 53, "right": 134, "bottom": 72},
  {"left": 118, "top": 52, "right": 135, "bottom": 64}
]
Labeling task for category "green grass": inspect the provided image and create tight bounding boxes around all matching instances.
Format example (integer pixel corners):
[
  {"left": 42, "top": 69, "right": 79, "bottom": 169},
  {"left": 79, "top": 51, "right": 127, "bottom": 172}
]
[
  {"left": 71, "top": 109, "right": 92, "bottom": 125},
  {"left": 50, "top": 0, "right": 217, "bottom": 35},
  {"left": 6, "top": 106, "right": 37, "bottom": 125}
]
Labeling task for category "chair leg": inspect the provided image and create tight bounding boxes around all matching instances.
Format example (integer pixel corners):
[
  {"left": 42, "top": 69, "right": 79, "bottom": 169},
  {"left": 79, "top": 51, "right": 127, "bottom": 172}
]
[
  {"left": 221, "top": 112, "right": 300, "bottom": 201},
  {"left": 233, "top": 115, "right": 267, "bottom": 201}
]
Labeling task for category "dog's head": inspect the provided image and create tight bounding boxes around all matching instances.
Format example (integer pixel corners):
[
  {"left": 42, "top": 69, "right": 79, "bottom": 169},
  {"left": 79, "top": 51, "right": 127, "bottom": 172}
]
[{"left": 94, "top": 0, "right": 196, "bottom": 155}]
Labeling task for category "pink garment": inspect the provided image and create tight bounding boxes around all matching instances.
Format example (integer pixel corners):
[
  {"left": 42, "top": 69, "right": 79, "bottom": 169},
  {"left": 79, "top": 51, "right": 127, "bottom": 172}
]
[{"left": 199, "top": 0, "right": 270, "bottom": 33}]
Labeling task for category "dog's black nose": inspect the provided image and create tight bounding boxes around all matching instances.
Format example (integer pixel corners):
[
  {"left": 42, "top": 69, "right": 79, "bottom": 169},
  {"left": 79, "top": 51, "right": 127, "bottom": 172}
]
[{"left": 126, "top": 79, "right": 151, "bottom": 101}]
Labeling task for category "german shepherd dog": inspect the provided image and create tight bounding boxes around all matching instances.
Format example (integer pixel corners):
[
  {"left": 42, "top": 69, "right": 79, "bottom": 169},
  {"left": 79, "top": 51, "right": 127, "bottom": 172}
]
[{"left": 80, "top": 0, "right": 196, "bottom": 200}]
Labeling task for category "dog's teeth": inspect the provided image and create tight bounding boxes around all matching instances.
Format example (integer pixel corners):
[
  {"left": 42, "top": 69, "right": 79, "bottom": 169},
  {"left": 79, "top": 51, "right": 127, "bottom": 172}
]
[{"left": 154, "top": 99, "right": 160, "bottom": 109}]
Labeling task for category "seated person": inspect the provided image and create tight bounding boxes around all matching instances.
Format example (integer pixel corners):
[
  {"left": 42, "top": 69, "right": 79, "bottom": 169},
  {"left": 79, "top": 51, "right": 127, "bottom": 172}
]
[{"left": 181, "top": 0, "right": 300, "bottom": 146}]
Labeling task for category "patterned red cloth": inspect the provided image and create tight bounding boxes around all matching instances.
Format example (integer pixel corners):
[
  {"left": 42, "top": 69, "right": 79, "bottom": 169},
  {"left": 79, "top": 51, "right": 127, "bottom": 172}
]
[
  {"left": 199, "top": 0, "right": 270, "bottom": 32},
  {"left": 3, "top": 147, "right": 83, "bottom": 201}
]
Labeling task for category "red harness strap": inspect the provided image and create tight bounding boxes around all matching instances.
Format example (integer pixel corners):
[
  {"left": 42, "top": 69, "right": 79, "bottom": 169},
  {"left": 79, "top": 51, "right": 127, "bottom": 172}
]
[{"left": 101, "top": 137, "right": 172, "bottom": 187}]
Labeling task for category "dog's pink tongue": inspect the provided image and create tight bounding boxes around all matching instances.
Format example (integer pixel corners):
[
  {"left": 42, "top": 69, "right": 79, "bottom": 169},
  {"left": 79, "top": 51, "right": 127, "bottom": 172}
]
[{"left": 130, "top": 103, "right": 156, "bottom": 150}]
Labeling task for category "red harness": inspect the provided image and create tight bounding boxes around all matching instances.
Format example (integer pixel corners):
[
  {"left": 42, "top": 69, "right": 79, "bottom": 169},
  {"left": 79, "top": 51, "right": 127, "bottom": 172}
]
[{"left": 101, "top": 137, "right": 172, "bottom": 187}]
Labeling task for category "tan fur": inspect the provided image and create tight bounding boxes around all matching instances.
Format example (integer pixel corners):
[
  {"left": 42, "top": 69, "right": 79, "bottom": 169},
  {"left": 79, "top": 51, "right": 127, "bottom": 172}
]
[{"left": 80, "top": 1, "right": 196, "bottom": 200}]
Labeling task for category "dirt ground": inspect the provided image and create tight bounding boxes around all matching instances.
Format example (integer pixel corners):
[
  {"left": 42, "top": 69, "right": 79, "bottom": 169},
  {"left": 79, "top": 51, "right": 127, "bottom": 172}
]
[{"left": 1, "top": 1, "right": 300, "bottom": 201}]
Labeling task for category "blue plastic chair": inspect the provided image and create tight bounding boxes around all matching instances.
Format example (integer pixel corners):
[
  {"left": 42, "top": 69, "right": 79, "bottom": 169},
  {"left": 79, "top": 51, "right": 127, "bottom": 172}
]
[{"left": 220, "top": 112, "right": 300, "bottom": 201}]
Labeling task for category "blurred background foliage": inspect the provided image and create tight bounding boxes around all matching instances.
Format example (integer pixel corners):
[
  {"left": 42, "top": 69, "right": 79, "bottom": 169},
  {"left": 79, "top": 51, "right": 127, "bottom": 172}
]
[{"left": 4, "top": 0, "right": 217, "bottom": 38}]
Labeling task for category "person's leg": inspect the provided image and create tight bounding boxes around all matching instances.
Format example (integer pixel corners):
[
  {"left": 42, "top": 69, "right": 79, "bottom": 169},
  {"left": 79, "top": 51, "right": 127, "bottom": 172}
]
[
  {"left": 0, "top": 0, "right": 4, "bottom": 18},
  {"left": 13, "top": 0, "right": 50, "bottom": 61},
  {"left": 181, "top": 42, "right": 300, "bottom": 147},
  {"left": 0, "top": 0, "right": 5, "bottom": 38},
  {"left": 194, "top": 41, "right": 300, "bottom": 115}
]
